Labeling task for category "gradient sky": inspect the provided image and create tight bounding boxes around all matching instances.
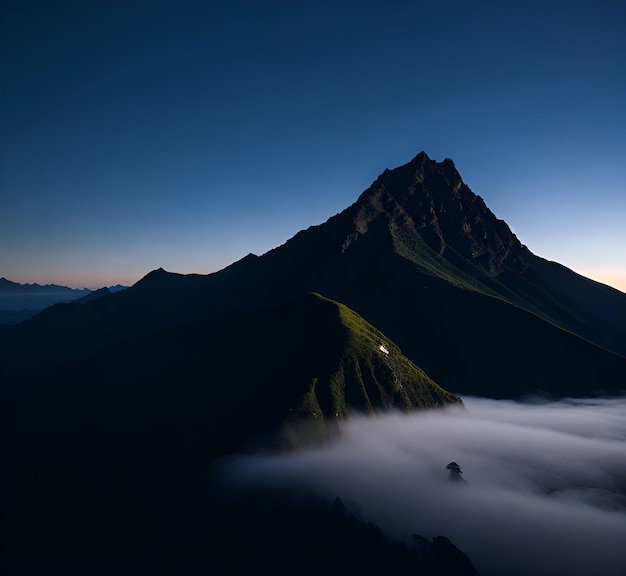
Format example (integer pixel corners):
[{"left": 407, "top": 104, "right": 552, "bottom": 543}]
[{"left": 1, "top": 0, "right": 625, "bottom": 290}]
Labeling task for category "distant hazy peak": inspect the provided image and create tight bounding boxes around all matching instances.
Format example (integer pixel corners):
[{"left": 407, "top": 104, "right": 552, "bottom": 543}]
[{"left": 0, "top": 277, "right": 91, "bottom": 293}]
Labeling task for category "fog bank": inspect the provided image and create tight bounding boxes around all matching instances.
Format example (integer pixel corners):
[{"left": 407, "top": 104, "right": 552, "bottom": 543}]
[{"left": 219, "top": 397, "right": 626, "bottom": 576}]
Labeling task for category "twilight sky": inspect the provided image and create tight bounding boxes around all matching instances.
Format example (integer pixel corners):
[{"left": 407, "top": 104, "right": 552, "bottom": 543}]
[{"left": 1, "top": 0, "right": 625, "bottom": 290}]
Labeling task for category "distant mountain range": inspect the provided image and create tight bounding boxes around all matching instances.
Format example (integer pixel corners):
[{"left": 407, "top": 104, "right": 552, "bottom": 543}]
[
  {"left": 0, "top": 278, "right": 127, "bottom": 324},
  {"left": 0, "top": 277, "right": 127, "bottom": 295},
  {"left": 4, "top": 151, "right": 625, "bottom": 572}
]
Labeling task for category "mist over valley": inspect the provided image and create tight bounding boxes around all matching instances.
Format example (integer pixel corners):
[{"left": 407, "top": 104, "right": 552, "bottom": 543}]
[{"left": 221, "top": 397, "right": 626, "bottom": 576}]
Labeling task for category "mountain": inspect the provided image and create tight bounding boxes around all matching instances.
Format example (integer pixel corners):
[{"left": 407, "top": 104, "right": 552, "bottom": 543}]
[
  {"left": 0, "top": 277, "right": 92, "bottom": 324},
  {"left": 0, "top": 278, "right": 128, "bottom": 324},
  {"left": 71, "top": 286, "right": 112, "bottom": 304},
  {"left": 242, "top": 151, "right": 626, "bottom": 397},
  {"left": 8, "top": 292, "right": 458, "bottom": 452},
  {"left": 5, "top": 151, "right": 624, "bottom": 572},
  {"left": 3, "top": 152, "right": 624, "bottom": 398},
  {"left": 0, "top": 277, "right": 93, "bottom": 301},
  {"left": 250, "top": 151, "right": 626, "bottom": 356},
  {"left": 5, "top": 293, "right": 462, "bottom": 569}
]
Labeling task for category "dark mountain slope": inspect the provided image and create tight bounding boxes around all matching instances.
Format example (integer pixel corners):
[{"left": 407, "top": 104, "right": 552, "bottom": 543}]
[
  {"left": 1, "top": 257, "right": 259, "bottom": 370},
  {"left": 202, "top": 489, "right": 479, "bottom": 576},
  {"left": 7, "top": 293, "right": 458, "bottom": 453},
  {"left": 530, "top": 256, "right": 626, "bottom": 346},
  {"left": 72, "top": 286, "right": 111, "bottom": 304},
  {"left": 249, "top": 221, "right": 626, "bottom": 397},
  {"left": 5, "top": 294, "right": 459, "bottom": 567}
]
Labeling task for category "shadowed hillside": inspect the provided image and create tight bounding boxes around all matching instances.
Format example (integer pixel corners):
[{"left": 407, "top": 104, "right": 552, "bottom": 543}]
[{"left": 5, "top": 293, "right": 460, "bottom": 570}]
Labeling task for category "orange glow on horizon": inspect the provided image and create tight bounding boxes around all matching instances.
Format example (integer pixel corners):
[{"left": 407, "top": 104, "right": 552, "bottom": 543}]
[{"left": 578, "top": 269, "right": 626, "bottom": 294}]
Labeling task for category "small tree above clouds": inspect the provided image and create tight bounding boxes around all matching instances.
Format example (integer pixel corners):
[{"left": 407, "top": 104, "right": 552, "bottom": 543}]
[{"left": 446, "top": 461, "right": 464, "bottom": 482}]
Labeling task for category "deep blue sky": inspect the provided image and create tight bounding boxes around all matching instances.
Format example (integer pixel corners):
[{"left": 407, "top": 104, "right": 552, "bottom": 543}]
[{"left": 1, "top": 0, "right": 625, "bottom": 290}]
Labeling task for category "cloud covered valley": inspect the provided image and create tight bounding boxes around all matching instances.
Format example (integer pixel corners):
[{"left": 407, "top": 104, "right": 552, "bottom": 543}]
[{"left": 219, "top": 397, "right": 626, "bottom": 576}]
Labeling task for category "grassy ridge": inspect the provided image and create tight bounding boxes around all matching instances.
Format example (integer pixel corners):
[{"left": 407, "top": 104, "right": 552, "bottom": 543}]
[{"left": 281, "top": 294, "right": 460, "bottom": 443}]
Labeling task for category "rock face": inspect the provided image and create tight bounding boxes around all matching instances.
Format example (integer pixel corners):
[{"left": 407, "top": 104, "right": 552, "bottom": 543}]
[{"left": 349, "top": 153, "right": 533, "bottom": 277}]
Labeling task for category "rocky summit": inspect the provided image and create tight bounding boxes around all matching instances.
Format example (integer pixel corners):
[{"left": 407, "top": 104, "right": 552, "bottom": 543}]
[{"left": 350, "top": 152, "right": 533, "bottom": 277}]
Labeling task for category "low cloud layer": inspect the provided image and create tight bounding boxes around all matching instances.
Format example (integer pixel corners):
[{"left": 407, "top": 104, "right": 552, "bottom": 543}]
[{"left": 219, "top": 397, "right": 626, "bottom": 576}]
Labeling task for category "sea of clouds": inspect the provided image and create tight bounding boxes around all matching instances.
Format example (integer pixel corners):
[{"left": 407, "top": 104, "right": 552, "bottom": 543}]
[{"left": 219, "top": 396, "right": 626, "bottom": 576}]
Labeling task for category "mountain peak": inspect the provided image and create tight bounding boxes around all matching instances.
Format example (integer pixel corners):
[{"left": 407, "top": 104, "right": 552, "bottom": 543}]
[
  {"left": 408, "top": 150, "right": 432, "bottom": 165},
  {"left": 142, "top": 267, "right": 169, "bottom": 279},
  {"left": 132, "top": 267, "right": 179, "bottom": 291},
  {"left": 353, "top": 152, "right": 530, "bottom": 277}
]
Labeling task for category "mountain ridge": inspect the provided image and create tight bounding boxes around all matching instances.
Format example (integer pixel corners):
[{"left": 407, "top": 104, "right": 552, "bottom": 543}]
[{"left": 2, "top": 152, "right": 625, "bottom": 397}]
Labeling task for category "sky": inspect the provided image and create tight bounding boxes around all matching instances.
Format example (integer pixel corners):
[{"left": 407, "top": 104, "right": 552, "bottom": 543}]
[
  {"left": 1, "top": 0, "right": 625, "bottom": 290},
  {"left": 220, "top": 396, "right": 626, "bottom": 576}
]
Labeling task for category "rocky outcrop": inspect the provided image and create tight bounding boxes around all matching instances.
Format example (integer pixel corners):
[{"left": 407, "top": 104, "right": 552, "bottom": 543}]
[{"left": 349, "top": 152, "right": 534, "bottom": 277}]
